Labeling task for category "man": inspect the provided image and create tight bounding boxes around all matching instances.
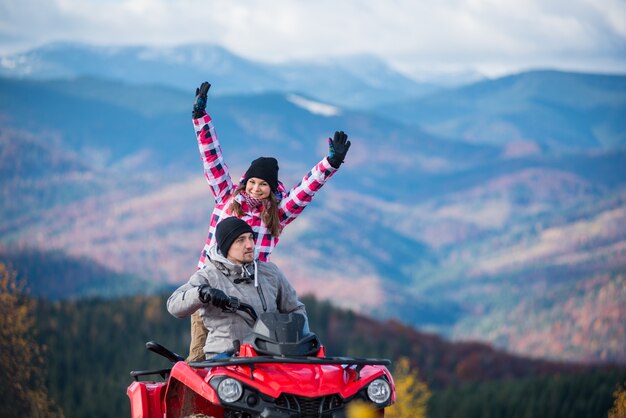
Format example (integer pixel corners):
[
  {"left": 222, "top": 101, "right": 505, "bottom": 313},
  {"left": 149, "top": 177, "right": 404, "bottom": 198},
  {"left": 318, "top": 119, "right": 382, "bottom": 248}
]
[{"left": 167, "top": 217, "right": 307, "bottom": 359}]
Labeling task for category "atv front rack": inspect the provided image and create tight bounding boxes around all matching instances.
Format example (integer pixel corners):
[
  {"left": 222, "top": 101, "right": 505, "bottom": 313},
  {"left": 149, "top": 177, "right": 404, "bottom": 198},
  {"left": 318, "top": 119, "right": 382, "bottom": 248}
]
[
  {"left": 189, "top": 356, "right": 391, "bottom": 368},
  {"left": 189, "top": 356, "right": 391, "bottom": 381}
]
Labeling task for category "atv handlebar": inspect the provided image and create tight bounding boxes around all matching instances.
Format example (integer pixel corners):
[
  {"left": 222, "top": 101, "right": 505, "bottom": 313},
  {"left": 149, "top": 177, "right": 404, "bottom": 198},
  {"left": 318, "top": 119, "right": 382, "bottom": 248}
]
[
  {"left": 223, "top": 296, "right": 258, "bottom": 322},
  {"left": 146, "top": 341, "right": 185, "bottom": 363}
]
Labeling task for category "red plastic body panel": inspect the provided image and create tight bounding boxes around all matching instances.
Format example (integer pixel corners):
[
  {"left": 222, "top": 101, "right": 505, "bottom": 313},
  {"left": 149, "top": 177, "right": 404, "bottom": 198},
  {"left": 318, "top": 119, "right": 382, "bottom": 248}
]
[
  {"left": 167, "top": 352, "right": 393, "bottom": 400},
  {"left": 128, "top": 343, "right": 395, "bottom": 417},
  {"left": 127, "top": 381, "right": 167, "bottom": 418}
]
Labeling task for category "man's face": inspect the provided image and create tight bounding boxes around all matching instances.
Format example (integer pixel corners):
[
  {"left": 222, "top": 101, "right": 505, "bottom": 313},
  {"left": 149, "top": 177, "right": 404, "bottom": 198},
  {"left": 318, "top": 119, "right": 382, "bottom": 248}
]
[{"left": 227, "top": 232, "right": 255, "bottom": 264}]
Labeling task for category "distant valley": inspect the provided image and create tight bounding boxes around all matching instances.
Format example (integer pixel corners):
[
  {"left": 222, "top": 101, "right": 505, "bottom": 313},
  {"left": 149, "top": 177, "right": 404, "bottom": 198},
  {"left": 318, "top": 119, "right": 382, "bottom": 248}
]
[{"left": 1, "top": 43, "right": 625, "bottom": 364}]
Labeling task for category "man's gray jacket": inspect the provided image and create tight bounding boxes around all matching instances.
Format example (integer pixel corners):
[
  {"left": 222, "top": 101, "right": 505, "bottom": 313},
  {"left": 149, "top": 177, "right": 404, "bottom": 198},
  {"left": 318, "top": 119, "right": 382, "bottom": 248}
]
[{"left": 167, "top": 245, "right": 306, "bottom": 357}]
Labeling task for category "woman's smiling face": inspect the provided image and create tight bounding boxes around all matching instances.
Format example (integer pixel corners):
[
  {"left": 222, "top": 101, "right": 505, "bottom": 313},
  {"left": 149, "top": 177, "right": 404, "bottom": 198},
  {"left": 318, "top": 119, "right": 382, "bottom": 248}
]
[{"left": 245, "top": 177, "right": 271, "bottom": 199}]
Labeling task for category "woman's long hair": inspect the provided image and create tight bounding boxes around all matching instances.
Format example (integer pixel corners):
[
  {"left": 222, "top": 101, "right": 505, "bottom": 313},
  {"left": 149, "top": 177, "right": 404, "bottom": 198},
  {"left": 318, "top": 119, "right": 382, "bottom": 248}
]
[{"left": 229, "top": 184, "right": 282, "bottom": 237}]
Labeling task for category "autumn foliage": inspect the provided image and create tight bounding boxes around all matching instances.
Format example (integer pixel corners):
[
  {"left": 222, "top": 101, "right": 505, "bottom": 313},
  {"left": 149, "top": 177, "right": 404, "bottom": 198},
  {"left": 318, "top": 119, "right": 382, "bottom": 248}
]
[
  {"left": 609, "top": 381, "right": 626, "bottom": 418},
  {"left": 0, "top": 263, "right": 63, "bottom": 417},
  {"left": 386, "top": 357, "right": 431, "bottom": 418}
]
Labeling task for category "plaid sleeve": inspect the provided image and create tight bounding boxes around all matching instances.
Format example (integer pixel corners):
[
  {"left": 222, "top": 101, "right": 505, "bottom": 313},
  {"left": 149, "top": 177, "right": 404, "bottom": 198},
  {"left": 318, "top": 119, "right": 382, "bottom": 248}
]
[
  {"left": 278, "top": 157, "right": 338, "bottom": 227},
  {"left": 194, "top": 113, "right": 234, "bottom": 205}
]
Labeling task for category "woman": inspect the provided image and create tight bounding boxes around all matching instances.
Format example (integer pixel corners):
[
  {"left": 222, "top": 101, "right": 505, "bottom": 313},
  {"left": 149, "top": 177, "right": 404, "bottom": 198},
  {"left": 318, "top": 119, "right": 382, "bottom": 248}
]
[
  {"left": 187, "top": 81, "right": 351, "bottom": 360},
  {"left": 192, "top": 81, "right": 350, "bottom": 265}
]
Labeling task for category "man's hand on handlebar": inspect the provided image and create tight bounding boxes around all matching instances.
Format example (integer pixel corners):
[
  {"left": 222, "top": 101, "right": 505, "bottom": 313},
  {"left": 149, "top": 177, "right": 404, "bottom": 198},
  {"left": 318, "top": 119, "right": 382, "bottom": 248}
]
[
  {"left": 198, "top": 285, "right": 230, "bottom": 308},
  {"left": 222, "top": 296, "right": 240, "bottom": 313}
]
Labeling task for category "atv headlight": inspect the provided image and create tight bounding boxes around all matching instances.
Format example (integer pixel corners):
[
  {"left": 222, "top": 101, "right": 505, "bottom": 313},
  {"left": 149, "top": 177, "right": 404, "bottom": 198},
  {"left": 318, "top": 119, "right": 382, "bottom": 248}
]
[
  {"left": 367, "top": 378, "right": 391, "bottom": 404},
  {"left": 217, "top": 378, "right": 243, "bottom": 403}
]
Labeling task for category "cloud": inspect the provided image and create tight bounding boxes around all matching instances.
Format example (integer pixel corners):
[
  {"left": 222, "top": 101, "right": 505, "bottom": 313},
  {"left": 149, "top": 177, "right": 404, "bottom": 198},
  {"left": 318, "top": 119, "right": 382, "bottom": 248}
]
[{"left": 0, "top": 0, "right": 624, "bottom": 79}]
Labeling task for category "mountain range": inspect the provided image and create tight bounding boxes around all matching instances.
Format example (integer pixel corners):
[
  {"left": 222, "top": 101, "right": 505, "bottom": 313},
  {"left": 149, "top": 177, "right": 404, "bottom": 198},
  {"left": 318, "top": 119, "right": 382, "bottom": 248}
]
[
  {"left": 0, "top": 42, "right": 441, "bottom": 109},
  {"left": 377, "top": 70, "right": 626, "bottom": 150},
  {"left": 1, "top": 42, "right": 625, "bottom": 364}
]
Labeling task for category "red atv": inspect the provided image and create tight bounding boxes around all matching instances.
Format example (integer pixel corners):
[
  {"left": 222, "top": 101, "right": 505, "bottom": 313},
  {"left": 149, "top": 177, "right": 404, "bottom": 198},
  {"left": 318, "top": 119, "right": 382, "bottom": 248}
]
[{"left": 128, "top": 297, "right": 395, "bottom": 417}]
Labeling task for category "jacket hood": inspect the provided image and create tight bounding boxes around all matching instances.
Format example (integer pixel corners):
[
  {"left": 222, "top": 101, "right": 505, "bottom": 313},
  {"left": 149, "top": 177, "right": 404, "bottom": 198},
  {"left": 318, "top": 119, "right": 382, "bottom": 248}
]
[{"left": 207, "top": 244, "right": 229, "bottom": 264}]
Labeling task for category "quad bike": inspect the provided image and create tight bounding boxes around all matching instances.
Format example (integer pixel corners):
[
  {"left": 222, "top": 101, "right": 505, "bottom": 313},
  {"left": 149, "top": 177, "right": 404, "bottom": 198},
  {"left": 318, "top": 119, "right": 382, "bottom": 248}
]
[{"left": 128, "top": 297, "right": 395, "bottom": 417}]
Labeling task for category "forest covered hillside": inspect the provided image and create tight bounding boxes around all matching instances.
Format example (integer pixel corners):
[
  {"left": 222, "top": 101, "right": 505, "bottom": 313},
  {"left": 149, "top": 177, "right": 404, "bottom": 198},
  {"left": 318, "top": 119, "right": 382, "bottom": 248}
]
[{"left": 31, "top": 292, "right": 626, "bottom": 418}]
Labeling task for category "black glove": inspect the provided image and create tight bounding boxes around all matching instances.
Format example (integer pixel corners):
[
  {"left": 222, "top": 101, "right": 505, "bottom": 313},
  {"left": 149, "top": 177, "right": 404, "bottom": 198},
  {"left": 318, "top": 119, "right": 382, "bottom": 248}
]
[
  {"left": 327, "top": 131, "right": 351, "bottom": 169},
  {"left": 192, "top": 81, "right": 211, "bottom": 119},
  {"left": 198, "top": 285, "right": 230, "bottom": 308}
]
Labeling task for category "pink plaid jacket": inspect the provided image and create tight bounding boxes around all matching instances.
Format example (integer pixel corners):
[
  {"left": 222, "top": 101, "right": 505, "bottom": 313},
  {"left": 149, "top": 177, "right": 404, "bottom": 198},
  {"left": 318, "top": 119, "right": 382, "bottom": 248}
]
[{"left": 193, "top": 112, "right": 338, "bottom": 267}]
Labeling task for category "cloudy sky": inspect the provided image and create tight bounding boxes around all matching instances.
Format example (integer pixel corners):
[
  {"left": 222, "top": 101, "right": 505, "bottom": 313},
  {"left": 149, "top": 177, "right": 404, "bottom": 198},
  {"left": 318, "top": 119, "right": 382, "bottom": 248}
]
[{"left": 1, "top": 0, "right": 625, "bottom": 80}]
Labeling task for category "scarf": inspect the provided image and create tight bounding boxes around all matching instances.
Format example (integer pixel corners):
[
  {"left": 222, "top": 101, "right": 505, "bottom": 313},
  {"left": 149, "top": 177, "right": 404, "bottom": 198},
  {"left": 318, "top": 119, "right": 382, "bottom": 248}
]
[{"left": 240, "top": 191, "right": 270, "bottom": 210}]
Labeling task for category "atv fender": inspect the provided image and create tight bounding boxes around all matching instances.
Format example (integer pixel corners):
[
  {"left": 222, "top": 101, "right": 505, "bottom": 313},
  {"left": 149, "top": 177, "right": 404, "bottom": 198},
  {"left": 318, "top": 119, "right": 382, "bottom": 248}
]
[{"left": 127, "top": 381, "right": 167, "bottom": 418}]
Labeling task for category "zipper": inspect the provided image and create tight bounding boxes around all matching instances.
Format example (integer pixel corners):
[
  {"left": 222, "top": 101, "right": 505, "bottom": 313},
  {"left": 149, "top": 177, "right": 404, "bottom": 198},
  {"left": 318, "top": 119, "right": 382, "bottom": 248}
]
[{"left": 256, "top": 285, "right": 267, "bottom": 312}]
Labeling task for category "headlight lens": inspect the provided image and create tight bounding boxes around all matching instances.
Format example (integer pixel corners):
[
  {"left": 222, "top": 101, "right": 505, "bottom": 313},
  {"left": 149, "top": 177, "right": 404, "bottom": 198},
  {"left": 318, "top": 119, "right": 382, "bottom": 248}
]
[
  {"left": 367, "top": 378, "right": 391, "bottom": 404},
  {"left": 217, "top": 378, "right": 243, "bottom": 403}
]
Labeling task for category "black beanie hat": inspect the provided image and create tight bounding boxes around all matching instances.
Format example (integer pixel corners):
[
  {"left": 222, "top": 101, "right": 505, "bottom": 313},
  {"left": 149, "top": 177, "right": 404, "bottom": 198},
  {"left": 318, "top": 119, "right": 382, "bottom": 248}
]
[
  {"left": 243, "top": 157, "right": 279, "bottom": 191},
  {"left": 216, "top": 217, "right": 254, "bottom": 257}
]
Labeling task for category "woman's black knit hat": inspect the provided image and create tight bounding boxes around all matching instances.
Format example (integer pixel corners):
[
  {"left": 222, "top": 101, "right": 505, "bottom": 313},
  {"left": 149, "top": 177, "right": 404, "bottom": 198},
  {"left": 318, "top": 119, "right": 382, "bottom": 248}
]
[
  {"left": 243, "top": 157, "right": 279, "bottom": 191},
  {"left": 216, "top": 217, "right": 254, "bottom": 257}
]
